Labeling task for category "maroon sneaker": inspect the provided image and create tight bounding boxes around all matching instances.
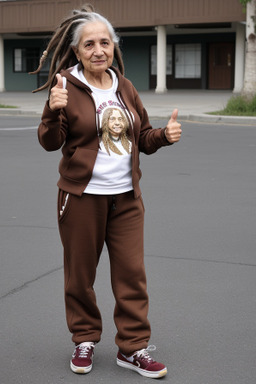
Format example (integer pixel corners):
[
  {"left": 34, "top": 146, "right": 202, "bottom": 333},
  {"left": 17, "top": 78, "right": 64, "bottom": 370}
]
[
  {"left": 70, "top": 342, "right": 95, "bottom": 374},
  {"left": 117, "top": 345, "right": 167, "bottom": 379}
]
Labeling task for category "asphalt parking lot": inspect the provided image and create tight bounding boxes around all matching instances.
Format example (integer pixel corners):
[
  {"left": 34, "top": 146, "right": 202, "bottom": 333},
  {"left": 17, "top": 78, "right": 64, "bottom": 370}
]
[{"left": 0, "top": 115, "right": 256, "bottom": 384}]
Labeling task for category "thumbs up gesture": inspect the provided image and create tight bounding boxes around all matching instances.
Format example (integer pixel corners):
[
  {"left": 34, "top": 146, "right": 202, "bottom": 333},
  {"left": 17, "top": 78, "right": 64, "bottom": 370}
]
[
  {"left": 49, "top": 74, "right": 68, "bottom": 111},
  {"left": 165, "top": 109, "right": 182, "bottom": 143}
]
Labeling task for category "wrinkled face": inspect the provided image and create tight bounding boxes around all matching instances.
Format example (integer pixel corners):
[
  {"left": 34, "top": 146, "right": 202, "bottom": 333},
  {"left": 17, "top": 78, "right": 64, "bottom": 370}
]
[
  {"left": 108, "top": 110, "right": 125, "bottom": 137},
  {"left": 74, "top": 21, "right": 114, "bottom": 76}
]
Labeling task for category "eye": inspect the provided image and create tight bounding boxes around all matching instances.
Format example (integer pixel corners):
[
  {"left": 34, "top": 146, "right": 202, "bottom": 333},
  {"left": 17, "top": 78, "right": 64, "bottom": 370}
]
[{"left": 84, "top": 42, "right": 93, "bottom": 49}]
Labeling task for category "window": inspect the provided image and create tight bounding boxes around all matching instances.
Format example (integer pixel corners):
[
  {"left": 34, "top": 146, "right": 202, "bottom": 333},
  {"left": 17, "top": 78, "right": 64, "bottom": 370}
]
[
  {"left": 151, "top": 45, "right": 173, "bottom": 75},
  {"left": 175, "top": 44, "right": 201, "bottom": 78},
  {"left": 13, "top": 48, "right": 39, "bottom": 73}
]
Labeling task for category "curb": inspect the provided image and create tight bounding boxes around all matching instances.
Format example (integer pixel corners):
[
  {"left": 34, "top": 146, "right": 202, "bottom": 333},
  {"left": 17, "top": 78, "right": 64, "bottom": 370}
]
[
  {"left": 144, "top": 114, "right": 256, "bottom": 126},
  {"left": 1, "top": 108, "right": 256, "bottom": 126},
  {"left": 181, "top": 114, "right": 256, "bottom": 126},
  {"left": 0, "top": 109, "right": 41, "bottom": 116}
]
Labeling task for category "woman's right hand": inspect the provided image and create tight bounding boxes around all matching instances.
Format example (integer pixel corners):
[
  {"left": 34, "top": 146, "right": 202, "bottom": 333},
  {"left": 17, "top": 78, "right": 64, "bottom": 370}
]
[{"left": 49, "top": 74, "right": 68, "bottom": 111}]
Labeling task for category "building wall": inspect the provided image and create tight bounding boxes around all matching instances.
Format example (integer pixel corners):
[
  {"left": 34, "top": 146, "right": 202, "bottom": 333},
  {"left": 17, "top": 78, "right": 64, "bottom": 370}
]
[
  {"left": 120, "top": 32, "right": 236, "bottom": 91},
  {"left": 0, "top": 0, "right": 245, "bottom": 33},
  {"left": 166, "top": 32, "right": 236, "bottom": 89},
  {"left": 122, "top": 36, "right": 156, "bottom": 91},
  {"left": 4, "top": 39, "right": 47, "bottom": 91},
  {"left": 2, "top": 31, "right": 237, "bottom": 91}
]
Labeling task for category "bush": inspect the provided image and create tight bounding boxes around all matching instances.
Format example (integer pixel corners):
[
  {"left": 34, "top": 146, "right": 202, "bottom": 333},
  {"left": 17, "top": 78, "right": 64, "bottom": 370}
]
[
  {"left": 210, "top": 94, "right": 256, "bottom": 116},
  {"left": 0, "top": 104, "right": 17, "bottom": 109}
]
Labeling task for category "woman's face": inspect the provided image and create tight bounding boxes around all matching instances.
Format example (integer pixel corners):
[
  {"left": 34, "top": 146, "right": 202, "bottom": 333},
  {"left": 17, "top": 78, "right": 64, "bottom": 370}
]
[
  {"left": 108, "top": 110, "right": 125, "bottom": 138},
  {"left": 74, "top": 21, "right": 114, "bottom": 76}
]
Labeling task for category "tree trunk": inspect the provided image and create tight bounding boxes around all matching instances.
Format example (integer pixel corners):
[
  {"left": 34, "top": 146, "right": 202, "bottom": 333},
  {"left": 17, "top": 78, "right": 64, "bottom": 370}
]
[{"left": 242, "top": 0, "right": 256, "bottom": 99}]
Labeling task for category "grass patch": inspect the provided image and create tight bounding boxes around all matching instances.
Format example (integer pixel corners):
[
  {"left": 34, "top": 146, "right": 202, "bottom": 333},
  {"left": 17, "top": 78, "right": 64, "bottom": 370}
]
[
  {"left": 0, "top": 104, "right": 18, "bottom": 109},
  {"left": 209, "top": 95, "right": 256, "bottom": 116}
]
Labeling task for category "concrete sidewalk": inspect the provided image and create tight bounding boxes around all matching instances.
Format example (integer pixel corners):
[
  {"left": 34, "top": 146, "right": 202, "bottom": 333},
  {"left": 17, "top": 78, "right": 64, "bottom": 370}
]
[{"left": 0, "top": 89, "right": 256, "bottom": 125}]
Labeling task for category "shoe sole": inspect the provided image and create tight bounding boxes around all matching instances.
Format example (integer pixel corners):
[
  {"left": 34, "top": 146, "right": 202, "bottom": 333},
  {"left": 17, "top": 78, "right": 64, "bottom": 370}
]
[
  {"left": 116, "top": 358, "right": 167, "bottom": 379},
  {"left": 70, "top": 361, "right": 92, "bottom": 374}
]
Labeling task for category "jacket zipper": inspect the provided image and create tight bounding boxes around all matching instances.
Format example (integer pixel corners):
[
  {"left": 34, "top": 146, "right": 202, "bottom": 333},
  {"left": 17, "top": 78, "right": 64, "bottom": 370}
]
[
  {"left": 116, "top": 91, "right": 139, "bottom": 198},
  {"left": 84, "top": 88, "right": 101, "bottom": 138},
  {"left": 116, "top": 91, "right": 134, "bottom": 132}
]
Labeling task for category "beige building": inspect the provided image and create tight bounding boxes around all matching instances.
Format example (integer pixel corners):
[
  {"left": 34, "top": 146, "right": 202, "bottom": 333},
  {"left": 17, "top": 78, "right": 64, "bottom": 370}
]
[{"left": 0, "top": 0, "right": 246, "bottom": 92}]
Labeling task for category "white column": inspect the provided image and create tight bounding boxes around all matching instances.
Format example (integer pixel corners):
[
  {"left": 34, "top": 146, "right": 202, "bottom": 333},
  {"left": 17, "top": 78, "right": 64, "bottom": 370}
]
[
  {"left": 0, "top": 35, "right": 5, "bottom": 92},
  {"left": 233, "top": 22, "right": 245, "bottom": 93},
  {"left": 155, "top": 25, "right": 167, "bottom": 93}
]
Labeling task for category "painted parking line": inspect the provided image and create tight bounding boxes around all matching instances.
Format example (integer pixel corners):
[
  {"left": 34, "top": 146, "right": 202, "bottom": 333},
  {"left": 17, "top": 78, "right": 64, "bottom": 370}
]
[{"left": 0, "top": 126, "right": 37, "bottom": 131}]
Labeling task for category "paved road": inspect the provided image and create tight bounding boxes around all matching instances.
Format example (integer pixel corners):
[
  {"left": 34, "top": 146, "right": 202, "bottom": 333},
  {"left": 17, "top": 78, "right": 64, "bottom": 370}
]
[{"left": 0, "top": 117, "right": 256, "bottom": 384}]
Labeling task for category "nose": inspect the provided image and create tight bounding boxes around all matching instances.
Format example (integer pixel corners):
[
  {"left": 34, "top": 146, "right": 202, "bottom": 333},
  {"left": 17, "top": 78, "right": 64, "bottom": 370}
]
[
  {"left": 94, "top": 43, "right": 103, "bottom": 56},
  {"left": 110, "top": 118, "right": 120, "bottom": 126}
]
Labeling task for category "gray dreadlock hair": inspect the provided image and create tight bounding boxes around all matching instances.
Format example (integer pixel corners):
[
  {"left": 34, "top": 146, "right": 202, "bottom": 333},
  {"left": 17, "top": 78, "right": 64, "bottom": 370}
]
[{"left": 29, "top": 3, "right": 124, "bottom": 93}]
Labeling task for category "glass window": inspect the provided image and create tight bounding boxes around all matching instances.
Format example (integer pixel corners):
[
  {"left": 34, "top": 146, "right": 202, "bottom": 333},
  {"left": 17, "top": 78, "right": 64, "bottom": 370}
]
[
  {"left": 13, "top": 48, "right": 39, "bottom": 73},
  {"left": 14, "top": 49, "right": 22, "bottom": 72},
  {"left": 151, "top": 45, "right": 157, "bottom": 75},
  {"left": 175, "top": 44, "right": 201, "bottom": 79},
  {"left": 151, "top": 45, "right": 172, "bottom": 75}
]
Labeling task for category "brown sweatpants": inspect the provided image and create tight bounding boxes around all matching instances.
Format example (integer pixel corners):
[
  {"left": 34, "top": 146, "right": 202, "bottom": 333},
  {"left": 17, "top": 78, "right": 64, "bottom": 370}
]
[{"left": 57, "top": 189, "right": 151, "bottom": 355}]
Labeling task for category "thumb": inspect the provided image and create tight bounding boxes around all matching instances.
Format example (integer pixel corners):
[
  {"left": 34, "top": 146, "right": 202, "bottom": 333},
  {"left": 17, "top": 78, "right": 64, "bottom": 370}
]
[
  {"left": 55, "top": 73, "right": 63, "bottom": 89},
  {"left": 170, "top": 108, "right": 178, "bottom": 122}
]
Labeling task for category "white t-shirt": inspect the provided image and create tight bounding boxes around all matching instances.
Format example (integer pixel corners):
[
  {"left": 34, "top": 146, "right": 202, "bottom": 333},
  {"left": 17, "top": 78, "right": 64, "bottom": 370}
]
[{"left": 71, "top": 65, "right": 133, "bottom": 195}]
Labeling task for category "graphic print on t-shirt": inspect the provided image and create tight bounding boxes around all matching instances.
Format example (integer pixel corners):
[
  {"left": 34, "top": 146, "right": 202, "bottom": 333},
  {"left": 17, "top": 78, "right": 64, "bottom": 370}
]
[{"left": 96, "top": 101, "right": 132, "bottom": 156}]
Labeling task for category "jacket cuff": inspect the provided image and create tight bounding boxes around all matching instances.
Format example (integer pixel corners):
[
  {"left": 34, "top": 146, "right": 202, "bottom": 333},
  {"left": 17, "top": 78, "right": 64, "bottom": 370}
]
[
  {"left": 161, "top": 127, "right": 173, "bottom": 146},
  {"left": 41, "top": 101, "right": 62, "bottom": 127}
]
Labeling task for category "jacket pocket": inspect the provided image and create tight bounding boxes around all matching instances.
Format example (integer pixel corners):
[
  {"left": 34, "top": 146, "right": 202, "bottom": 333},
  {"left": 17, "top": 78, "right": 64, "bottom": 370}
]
[
  {"left": 139, "top": 195, "right": 145, "bottom": 213},
  {"left": 60, "top": 147, "right": 98, "bottom": 185}
]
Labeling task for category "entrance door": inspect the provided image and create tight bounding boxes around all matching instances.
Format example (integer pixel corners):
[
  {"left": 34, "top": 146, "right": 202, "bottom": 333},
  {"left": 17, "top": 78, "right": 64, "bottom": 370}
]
[{"left": 208, "top": 43, "right": 234, "bottom": 89}]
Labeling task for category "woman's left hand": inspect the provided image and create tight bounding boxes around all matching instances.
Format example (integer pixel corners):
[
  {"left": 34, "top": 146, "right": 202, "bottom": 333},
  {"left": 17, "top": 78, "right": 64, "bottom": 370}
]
[{"left": 165, "top": 109, "right": 182, "bottom": 143}]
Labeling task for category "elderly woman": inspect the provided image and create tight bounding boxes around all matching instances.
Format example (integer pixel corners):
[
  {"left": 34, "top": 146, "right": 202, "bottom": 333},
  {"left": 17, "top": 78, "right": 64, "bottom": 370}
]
[{"left": 32, "top": 4, "right": 181, "bottom": 379}]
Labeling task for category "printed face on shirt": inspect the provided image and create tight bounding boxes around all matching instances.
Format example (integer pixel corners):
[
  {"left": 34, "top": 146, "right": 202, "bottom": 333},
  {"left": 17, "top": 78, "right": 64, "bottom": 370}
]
[
  {"left": 108, "top": 109, "right": 126, "bottom": 138},
  {"left": 73, "top": 21, "right": 114, "bottom": 76},
  {"left": 101, "top": 108, "right": 131, "bottom": 155}
]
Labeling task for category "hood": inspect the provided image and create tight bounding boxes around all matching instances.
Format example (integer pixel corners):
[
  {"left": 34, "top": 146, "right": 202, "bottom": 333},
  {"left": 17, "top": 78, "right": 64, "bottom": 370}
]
[{"left": 60, "top": 66, "right": 125, "bottom": 92}]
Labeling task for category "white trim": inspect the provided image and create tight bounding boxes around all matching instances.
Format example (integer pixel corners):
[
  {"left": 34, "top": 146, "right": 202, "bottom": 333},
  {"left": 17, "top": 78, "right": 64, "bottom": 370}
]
[
  {"left": 155, "top": 25, "right": 167, "bottom": 94},
  {"left": 233, "top": 22, "right": 245, "bottom": 93},
  {"left": 0, "top": 35, "right": 5, "bottom": 91}
]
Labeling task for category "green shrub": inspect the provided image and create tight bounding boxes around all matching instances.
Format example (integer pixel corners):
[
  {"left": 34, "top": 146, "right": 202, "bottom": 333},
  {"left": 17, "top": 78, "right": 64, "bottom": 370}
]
[
  {"left": 210, "top": 94, "right": 256, "bottom": 116},
  {"left": 0, "top": 104, "right": 17, "bottom": 109}
]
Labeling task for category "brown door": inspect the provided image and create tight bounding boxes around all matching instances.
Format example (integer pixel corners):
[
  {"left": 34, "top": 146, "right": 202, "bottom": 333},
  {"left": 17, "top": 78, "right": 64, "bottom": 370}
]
[{"left": 208, "top": 43, "right": 234, "bottom": 89}]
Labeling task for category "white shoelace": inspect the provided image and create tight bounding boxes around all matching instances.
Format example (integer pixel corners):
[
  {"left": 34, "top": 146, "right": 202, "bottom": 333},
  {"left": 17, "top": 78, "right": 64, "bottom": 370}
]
[
  {"left": 135, "top": 345, "right": 157, "bottom": 362},
  {"left": 75, "top": 342, "right": 95, "bottom": 358}
]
